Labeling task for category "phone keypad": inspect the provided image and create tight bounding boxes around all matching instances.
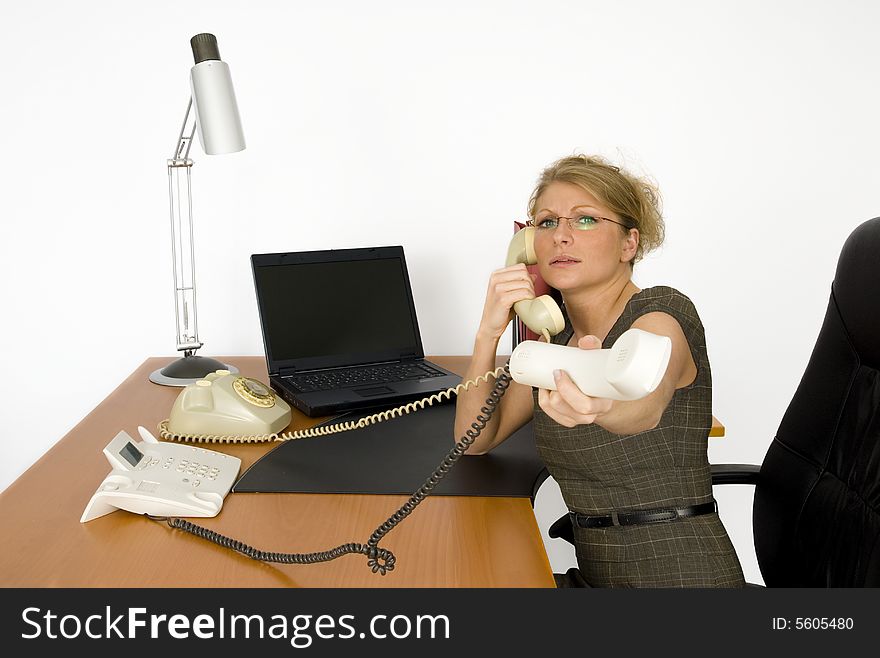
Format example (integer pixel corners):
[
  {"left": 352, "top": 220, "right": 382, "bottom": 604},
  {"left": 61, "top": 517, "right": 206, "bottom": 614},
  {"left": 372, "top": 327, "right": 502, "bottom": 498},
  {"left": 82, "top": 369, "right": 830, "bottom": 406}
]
[
  {"left": 139, "top": 454, "right": 225, "bottom": 486},
  {"left": 174, "top": 459, "right": 222, "bottom": 482}
]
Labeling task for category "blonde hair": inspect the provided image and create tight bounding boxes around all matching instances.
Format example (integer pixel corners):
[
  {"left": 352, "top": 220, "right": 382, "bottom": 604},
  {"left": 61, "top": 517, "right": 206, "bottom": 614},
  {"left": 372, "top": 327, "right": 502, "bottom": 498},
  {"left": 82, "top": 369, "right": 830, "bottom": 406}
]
[{"left": 527, "top": 154, "right": 664, "bottom": 264}]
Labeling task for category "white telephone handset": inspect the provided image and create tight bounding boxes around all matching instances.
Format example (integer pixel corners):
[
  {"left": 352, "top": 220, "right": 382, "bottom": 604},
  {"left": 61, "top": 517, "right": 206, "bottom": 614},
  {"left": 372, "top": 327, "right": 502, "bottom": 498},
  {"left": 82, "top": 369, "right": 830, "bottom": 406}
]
[
  {"left": 510, "top": 328, "right": 672, "bottom": 401},
  {"left": 80, "top": 427, "right": 241, "bottom": 522},
  {"left": 506, "top": 226, "right": 566, "bottom": 339}
]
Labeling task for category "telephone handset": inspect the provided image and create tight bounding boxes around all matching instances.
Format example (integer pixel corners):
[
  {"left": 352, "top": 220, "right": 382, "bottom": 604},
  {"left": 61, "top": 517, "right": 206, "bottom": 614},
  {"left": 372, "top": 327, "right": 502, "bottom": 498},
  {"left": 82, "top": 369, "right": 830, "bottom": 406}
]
[
  {"left": 506, "top": 226, "right": 566, "bottom": 341},
  {"left": 510, "top": 328, "right": 672, "bottom": 401}
]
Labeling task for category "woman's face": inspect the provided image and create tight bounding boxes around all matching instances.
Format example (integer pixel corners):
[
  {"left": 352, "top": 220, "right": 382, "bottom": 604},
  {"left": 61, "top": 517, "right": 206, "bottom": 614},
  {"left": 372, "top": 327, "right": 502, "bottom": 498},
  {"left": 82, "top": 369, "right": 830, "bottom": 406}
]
[{"left": 532, "top": 181, "right": 638, "bottom": 293}]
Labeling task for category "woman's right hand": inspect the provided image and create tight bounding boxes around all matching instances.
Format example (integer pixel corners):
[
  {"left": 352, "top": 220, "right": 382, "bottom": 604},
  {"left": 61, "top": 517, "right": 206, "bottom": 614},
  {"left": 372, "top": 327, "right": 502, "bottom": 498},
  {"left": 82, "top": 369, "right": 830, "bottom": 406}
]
[{"left": 476, "top": 264, "right": 537, "bottom": 342}]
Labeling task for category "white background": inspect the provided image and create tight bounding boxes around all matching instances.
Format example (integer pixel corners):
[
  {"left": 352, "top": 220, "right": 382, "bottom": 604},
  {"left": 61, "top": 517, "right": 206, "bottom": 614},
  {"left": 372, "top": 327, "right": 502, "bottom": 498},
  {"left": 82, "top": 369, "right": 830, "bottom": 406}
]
[{"left": 2, "top": 0, "right": 878, "bottom": 586}]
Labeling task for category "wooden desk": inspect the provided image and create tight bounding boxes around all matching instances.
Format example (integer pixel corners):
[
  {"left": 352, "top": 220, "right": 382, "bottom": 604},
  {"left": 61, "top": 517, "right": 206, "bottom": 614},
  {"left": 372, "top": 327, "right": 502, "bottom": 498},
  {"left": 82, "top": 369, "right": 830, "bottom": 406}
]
[{"left": 0, "top": 356, "right": 555, "bottom": 588}]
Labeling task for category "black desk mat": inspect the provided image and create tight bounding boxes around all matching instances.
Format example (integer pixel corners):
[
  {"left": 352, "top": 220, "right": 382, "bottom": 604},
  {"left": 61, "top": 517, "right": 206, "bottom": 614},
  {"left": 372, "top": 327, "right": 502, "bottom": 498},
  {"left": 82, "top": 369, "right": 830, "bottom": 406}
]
[{"left": 233, "top": 400, "right": 547, "bottom": 498}]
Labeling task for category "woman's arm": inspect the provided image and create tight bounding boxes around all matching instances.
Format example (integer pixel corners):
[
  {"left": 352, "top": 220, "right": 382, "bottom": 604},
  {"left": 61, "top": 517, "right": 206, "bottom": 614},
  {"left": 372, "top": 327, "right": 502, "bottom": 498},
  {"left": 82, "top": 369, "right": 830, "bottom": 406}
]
[
  {"left": 453, "top": 334, "right": 535, "bottom": 454},
  {"left": 453, "top": 264, "right": 539, "bottom": 454},
  {"left": 537, "top": 311, "right": 696, "bottom": 435}
]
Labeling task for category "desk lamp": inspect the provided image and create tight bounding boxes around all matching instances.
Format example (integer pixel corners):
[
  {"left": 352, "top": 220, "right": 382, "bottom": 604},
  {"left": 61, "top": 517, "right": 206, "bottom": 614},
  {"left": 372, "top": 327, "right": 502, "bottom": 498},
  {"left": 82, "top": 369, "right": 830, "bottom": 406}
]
[{"left": 150, "top": 33, "right": 246, "bottom": 386}]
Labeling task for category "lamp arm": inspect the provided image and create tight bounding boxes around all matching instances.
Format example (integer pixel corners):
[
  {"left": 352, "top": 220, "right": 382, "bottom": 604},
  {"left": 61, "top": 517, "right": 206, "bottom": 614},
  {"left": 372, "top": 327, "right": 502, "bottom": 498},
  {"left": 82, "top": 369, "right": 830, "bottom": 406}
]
[
  {"left": 172, "top": 97, "right": 197, "bottom": 161},
  {"left": 166, "top": 97, "right": 203, "bottom": 354}
]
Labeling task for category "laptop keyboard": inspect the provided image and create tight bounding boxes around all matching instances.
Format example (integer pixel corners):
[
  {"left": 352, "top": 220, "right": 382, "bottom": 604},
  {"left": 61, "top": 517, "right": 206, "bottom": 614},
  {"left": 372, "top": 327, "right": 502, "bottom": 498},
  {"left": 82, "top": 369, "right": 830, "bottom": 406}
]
[{"left": 284, "top": 362, "right": 447, "bottom": 393}]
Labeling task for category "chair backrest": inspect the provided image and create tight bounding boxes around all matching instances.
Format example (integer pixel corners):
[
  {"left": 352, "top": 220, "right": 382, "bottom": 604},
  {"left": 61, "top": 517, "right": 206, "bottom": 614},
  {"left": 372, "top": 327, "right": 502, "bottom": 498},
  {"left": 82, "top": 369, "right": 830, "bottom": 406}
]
[{"left": 754, "top": 217, "right": 880, "bottom": 586}]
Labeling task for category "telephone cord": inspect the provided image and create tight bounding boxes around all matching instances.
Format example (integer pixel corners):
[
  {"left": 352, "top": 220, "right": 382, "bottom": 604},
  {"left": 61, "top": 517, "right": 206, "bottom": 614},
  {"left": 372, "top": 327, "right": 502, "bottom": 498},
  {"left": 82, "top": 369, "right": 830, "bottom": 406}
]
[
  {"left": 150, "top": 364, "right": 512, "bottom": 575},
  {"left": 157, "top": 366, "right": 508, "bottom": 444}
]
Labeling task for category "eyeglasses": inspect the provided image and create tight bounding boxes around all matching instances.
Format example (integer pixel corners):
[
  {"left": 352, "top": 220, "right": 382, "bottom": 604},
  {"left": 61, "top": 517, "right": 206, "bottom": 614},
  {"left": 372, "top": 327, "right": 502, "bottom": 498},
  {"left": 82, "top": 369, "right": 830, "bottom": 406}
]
[{"left": 526, "top": 215, "right": 630, "bottom": 232}]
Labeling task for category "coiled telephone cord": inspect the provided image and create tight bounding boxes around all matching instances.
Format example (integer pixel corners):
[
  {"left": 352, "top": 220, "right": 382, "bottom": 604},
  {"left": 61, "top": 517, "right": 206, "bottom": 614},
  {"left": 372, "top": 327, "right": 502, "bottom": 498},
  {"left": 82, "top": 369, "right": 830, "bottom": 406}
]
[
  {"left": 157, "top": 366, "right": 508, "bottom": 444},
  {"left": 150, "top": 365, "right": 513, "bottom": 575}
]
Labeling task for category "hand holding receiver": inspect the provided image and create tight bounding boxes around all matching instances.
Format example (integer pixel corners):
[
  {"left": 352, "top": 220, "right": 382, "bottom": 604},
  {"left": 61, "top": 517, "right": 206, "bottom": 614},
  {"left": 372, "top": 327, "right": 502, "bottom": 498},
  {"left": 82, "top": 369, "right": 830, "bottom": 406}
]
[
  {"left": 509, "top": 328, "right": 672, "bottom": 401},
  {"left": 167, "top": 369, "right": 292, "bottom": 437},
  {"left": 505, "top": 226, "right": 565, "bottom": 338}
]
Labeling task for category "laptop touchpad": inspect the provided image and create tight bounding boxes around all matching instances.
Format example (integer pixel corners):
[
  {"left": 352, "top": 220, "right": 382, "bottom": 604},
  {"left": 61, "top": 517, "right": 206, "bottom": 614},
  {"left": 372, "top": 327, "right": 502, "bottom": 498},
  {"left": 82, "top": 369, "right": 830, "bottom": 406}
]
[{"left": 354, "top": 386, "right": 395, "bottom": 397}]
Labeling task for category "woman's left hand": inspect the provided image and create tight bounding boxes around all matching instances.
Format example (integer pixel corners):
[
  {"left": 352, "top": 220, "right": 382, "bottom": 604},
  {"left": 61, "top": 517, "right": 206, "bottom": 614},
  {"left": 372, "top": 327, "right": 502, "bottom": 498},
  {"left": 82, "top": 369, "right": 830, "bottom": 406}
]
[{"left": 537, "top": 335, "right": 614, "bottom": 428}]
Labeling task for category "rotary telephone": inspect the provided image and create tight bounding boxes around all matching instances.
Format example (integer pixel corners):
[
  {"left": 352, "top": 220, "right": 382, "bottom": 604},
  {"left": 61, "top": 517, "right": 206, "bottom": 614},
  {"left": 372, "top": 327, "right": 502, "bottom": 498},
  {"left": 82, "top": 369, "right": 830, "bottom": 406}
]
[
  {"left": 83, "top": 228, "right": 671, "bottom": 575},
  {"left": 164, "top": 369, "right": 293, "bottom": 439}
]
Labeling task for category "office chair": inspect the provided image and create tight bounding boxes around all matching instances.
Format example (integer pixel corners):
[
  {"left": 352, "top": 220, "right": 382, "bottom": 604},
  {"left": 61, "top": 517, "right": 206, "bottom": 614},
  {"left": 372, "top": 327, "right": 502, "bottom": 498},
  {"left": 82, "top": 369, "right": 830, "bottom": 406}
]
[{"left": 549, "top": 216, "right": 880, "bottom": 587}]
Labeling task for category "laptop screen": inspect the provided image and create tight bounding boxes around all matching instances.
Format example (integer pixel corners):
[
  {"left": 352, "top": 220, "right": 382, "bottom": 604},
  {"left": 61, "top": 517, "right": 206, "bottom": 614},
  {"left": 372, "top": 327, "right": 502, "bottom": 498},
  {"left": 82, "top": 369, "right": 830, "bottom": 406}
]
[{"left": 251, "top": 247, "right": 424, "bottom": 372}]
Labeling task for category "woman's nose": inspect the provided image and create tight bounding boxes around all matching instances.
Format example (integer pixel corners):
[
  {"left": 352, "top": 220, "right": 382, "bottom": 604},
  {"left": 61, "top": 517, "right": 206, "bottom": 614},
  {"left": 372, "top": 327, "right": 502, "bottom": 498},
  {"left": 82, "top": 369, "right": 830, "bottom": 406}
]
[{"left": 552, "top": 221, "right": 574, "bottom": 244}]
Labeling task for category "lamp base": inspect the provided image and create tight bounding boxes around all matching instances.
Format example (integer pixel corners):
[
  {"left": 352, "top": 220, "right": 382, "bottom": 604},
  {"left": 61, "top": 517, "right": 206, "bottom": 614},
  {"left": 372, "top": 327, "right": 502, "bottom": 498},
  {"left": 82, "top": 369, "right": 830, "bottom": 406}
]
[{"left": 149, "top": 354, "right": 239, "bottom": 387}]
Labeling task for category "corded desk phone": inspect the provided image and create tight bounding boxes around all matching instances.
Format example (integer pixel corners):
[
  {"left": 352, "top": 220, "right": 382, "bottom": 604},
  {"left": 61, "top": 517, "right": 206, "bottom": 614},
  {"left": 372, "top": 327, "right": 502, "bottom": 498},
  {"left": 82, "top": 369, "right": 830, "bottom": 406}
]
[
  {"left": 167, "top": 368, "right": 292, "bottom": 438},
  {"left": 81, "top": 427, "right": 240, "bottom": 522},
  {"left": 83, "top": 228, "right": 671, "bottom": 574}
]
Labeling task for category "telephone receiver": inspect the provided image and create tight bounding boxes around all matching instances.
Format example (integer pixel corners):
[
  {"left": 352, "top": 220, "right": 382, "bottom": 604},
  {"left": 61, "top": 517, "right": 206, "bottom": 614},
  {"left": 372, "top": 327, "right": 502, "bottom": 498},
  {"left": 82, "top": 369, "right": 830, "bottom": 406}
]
[
  {"left": 506, "top": 226, "right": 566, "bottom": 338},
  {"left": 510, "top": 328, "right": 672, "bottom": 401}
]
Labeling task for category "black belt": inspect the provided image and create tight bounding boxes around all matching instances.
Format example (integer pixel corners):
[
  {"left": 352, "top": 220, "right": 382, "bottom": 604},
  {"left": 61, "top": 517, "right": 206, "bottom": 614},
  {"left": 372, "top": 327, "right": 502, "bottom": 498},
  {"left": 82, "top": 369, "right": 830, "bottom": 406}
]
[{"left": 569, "top": 500, "right": 717, "bottom": 529}]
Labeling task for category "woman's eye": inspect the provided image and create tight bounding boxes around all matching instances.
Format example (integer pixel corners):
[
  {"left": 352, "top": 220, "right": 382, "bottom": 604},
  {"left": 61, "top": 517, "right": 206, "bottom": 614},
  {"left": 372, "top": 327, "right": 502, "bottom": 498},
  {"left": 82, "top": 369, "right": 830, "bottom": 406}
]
[
  {"left": 576, "top": 215, "right": 598, "bottom": 227},
  {"left": 537, "top": 218, "right": 559, "bottom": 228}
]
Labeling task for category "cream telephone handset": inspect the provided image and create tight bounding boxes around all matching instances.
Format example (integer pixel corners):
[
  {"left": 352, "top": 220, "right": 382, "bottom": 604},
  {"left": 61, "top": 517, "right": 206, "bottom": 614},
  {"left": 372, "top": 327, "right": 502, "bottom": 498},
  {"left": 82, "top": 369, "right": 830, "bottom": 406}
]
[{"left": 506, "top": 225, "right": 566, "bottom": 340}]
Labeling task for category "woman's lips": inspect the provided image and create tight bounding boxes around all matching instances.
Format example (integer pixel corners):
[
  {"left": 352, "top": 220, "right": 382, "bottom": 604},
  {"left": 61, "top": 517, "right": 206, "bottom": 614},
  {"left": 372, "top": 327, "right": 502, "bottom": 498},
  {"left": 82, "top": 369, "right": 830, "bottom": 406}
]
[{"left": 550, "top": 256, "right": 582, "bottom": 267}]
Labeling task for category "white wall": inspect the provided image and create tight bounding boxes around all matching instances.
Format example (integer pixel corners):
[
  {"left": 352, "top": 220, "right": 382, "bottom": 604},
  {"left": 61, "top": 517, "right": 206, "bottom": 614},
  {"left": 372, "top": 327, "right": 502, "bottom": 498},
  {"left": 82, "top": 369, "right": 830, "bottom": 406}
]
[{"left": 2, "top": 0, "right": 878, "bottom": 586}]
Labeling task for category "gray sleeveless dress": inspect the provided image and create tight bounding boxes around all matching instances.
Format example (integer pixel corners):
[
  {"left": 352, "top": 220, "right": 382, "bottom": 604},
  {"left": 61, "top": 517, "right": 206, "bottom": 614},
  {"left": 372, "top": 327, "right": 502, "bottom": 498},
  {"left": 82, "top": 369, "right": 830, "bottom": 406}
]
[{"left": 532, "top": 286, "right": 745, "bottom": 587}]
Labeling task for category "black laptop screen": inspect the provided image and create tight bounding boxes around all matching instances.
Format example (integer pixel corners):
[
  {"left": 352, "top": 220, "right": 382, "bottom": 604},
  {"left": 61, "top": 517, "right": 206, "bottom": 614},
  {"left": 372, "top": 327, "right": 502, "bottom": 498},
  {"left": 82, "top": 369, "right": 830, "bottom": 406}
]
[{"left": 252, "top": 249, "right": 423, "bottom": 371}]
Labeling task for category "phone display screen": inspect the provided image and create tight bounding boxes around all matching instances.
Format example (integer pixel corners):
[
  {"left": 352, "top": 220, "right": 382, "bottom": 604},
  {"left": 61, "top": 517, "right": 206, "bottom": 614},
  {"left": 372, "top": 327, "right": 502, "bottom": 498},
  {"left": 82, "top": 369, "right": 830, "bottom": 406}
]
[{"left": 119, "top": 442, "right": 144, "bottom": 468}]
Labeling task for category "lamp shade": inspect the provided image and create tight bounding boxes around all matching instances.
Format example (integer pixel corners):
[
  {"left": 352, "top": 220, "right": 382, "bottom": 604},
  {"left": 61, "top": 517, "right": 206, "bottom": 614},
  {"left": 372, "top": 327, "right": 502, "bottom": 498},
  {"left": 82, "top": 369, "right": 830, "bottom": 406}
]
[{"left": 189, "top": 34, "right": 245, "bottom": 155}]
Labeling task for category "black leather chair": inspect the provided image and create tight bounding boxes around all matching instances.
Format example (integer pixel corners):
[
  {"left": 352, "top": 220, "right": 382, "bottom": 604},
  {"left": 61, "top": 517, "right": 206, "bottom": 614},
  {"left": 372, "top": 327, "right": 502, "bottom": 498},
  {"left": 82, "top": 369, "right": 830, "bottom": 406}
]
[{"left": 549, "top": 217, "right": 880, "bottom": 587}]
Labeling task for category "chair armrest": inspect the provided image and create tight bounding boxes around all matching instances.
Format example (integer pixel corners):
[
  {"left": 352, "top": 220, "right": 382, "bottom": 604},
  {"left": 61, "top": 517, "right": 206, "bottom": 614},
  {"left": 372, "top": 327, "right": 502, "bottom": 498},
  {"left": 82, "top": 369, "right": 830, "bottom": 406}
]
[
  {"left": 531, "top": 467, "right": 551, "bottom": 507},
  {"left": 711, "top": 464, "right": 761, "bottom": 486},
  {"left": 548, "top": 512, "right": 574, "bottom": 545}
]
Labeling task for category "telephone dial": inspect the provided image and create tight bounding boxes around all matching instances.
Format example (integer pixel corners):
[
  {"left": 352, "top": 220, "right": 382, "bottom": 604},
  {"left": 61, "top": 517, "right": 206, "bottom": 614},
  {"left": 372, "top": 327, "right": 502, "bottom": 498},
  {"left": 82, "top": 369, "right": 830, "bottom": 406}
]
[
  {"left": 82, "top": 227, "right": 672, "bottom": 575},
  {"left": 166, "top": 369, "right": 292, "bottom": 438}
]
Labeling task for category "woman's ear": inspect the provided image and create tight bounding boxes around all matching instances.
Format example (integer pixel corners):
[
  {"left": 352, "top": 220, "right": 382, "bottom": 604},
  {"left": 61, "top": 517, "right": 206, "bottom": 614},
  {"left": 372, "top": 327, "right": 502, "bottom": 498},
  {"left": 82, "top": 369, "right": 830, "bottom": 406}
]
[{"left": 621, "top": 228, "right": 639, "bottom": 264}]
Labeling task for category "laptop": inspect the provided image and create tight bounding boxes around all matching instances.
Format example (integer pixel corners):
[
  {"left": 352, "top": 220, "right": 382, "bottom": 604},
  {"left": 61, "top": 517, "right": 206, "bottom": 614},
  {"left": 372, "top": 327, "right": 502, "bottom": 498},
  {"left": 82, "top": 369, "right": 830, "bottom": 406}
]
[{"left": 251, "top": 246, "right": 462, "bottom": 417}]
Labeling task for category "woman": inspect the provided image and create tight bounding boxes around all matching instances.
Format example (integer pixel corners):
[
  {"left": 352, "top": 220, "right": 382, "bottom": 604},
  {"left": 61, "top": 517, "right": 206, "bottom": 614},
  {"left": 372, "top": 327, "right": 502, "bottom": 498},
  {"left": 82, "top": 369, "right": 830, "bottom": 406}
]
[{"left": 454, "top": 154, "right": 744, "bottom": 588}]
